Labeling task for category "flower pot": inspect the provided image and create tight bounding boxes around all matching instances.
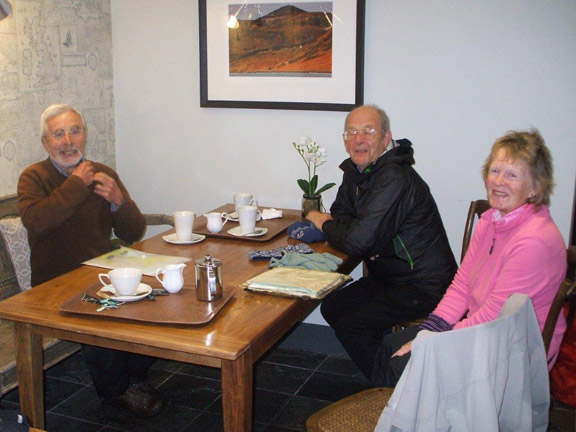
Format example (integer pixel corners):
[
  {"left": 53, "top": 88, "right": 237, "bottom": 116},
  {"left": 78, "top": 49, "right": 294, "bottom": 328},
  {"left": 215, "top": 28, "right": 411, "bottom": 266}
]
[{"left": 302, "top": 195, "right": 322, "bottom": 216}]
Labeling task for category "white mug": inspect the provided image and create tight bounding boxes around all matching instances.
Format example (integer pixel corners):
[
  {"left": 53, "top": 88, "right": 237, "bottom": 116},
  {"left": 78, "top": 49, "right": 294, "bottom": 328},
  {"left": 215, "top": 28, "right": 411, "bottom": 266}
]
[
  {"left": 238, "top": 205, "right": 262, "bottom": 235},
  {"left": 233, "top": 193, "right": 257, "bottom": 214},
  {"left": 173, "top": 211, "right": 195, "bottom": 241},
  {"left": 204, "top": 212, "right": 229, "bottom": 233},
  {"left": 98, "top": 267, "right": 142, "bottom": 296}
]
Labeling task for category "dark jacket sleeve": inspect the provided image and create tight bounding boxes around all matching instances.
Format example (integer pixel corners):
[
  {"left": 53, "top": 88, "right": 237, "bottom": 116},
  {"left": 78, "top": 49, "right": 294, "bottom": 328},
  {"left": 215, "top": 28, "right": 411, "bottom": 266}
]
[{"left": 323, "top": 165, "right": 412, "bottom": 257}]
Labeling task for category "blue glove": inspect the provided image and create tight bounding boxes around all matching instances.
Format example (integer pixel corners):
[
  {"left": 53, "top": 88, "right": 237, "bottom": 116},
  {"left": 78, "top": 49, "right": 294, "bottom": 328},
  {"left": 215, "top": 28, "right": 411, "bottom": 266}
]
[{"left": 287, "top": 221, "right": 325, "bottom": 243}]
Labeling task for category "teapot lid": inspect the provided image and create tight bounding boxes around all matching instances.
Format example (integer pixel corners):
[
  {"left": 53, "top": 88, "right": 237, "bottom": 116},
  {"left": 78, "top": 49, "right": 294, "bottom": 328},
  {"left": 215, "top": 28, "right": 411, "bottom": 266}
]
[{"left": 195, "top": 254, "right": 221, "bottom": 268}]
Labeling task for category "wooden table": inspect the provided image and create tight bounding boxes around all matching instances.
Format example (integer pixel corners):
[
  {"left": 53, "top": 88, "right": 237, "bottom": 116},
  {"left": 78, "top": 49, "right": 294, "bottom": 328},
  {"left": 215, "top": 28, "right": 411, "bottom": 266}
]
[{"left": 0, "top": 208, "right": 360, "bottom": 431}]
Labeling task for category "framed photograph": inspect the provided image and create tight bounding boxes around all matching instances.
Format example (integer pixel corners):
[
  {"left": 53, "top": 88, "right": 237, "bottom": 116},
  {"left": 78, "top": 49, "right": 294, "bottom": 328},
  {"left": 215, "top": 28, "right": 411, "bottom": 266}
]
[{"left": 199, "top": 0, "right": 365, "bottom": 111}]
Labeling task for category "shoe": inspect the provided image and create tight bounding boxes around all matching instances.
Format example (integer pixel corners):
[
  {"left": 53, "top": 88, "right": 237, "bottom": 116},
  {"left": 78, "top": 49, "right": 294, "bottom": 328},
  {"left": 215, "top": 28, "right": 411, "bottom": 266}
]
[{"left": 104, "top": 382, "right": 165, "bottom": 418}]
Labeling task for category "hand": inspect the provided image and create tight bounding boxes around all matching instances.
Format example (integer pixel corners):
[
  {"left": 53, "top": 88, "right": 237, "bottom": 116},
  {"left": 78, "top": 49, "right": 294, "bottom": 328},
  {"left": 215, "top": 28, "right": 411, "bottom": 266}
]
[
  {"left": 392, "top": 341, "right": 413, "bottom": 357},
  {"left": 71, "top": 161, "right": 94, "bottom": 186},
  {"left": 306, "top": 210, "right": 333, "bottom": 231},
  {"left": 94, "top": 172, "right": 124, "bottom": 206}
]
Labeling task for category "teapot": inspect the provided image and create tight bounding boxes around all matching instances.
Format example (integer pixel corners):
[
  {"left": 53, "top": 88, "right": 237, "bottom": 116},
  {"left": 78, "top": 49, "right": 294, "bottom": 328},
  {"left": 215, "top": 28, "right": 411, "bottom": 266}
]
[
  {"left": 195, "top": 255, "right": 223, "bottom": 301},
  {"left": 155, "top": 263, "right": 186, "bottom": 293}
]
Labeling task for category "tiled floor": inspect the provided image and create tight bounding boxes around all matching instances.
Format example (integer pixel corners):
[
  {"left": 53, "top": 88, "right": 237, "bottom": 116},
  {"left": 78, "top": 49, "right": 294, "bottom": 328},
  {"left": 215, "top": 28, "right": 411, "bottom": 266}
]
[{"left": 1, "top": 347, "right": 574, "bottom": 432}]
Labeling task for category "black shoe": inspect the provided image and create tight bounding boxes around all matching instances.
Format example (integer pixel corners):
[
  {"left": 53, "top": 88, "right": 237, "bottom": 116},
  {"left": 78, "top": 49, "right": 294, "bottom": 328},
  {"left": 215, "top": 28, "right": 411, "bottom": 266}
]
[{"left": 104, "top": 382, "right": 165, "bottom": 418}]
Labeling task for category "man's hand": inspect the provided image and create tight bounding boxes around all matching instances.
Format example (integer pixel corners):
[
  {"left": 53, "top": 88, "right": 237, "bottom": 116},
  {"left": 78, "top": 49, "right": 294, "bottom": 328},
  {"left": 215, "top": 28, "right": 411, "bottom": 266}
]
[
  {"left": 306, "top": 210, "right": 333, "bottom": 231},
  {"left": 71, "top": 161, "right": 94, "bottom": 186},
  {"left": 94, "top": 172, "right": 124, "bottom": 206}
]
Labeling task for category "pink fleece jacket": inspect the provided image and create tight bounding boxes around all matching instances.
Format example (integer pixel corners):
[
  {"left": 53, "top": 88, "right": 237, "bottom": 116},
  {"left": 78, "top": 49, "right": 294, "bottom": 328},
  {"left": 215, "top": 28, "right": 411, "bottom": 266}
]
[{"left": 433, "top": 204, "right": 566, "bottom": 368}]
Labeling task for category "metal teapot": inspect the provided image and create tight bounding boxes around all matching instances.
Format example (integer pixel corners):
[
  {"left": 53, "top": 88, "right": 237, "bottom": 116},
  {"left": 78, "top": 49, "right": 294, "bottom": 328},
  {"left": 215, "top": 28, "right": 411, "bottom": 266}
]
[{"left": 195, "top": 255, "right": 223, "bottom": 301}]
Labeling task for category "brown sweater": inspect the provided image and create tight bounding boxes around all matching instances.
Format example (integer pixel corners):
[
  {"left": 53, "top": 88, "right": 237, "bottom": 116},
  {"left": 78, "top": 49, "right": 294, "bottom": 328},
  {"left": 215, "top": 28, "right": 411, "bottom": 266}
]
[{"left": 18, "top": 158, "right": 146, "bottom": 286}]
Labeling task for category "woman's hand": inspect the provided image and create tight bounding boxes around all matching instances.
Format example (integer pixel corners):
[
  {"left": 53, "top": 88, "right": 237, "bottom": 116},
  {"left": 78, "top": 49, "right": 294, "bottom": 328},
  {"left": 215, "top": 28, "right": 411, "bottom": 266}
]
[{"left": 392, "top": 340, "right": 413, "bottom": 357}]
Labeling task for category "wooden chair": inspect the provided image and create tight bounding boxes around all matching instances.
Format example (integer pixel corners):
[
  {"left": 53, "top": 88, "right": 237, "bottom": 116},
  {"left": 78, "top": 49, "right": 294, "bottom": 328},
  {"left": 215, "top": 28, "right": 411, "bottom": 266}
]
[
  {"left": 306, "top": 246, "right": 576, "bottom": 432},
  {"left": 461, "top": 199, "right": 491, "bottom": 262}
]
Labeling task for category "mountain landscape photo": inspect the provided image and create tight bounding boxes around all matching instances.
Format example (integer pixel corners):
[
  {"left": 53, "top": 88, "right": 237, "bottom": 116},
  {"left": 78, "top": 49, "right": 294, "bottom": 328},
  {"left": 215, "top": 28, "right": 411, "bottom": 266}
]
[{"left": 228, "top": 4, "right": 333, "bottom": 76}]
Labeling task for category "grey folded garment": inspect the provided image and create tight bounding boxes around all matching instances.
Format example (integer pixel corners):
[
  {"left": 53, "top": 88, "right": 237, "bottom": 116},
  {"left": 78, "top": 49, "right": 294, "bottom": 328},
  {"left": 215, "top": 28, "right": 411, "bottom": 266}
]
[
  {"left": 249, "top": 243, "right": 314, "bottom": 261},
  {"left": 269, "top": 251, "right": 342, "bottom": 271}
]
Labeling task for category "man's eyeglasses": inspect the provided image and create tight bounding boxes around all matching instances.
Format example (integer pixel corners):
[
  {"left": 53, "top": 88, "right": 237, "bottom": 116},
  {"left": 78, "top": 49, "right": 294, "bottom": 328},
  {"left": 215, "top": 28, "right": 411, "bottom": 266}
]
[
  {"left": 342, "top": 128, "right": 381, "bottom": 141},
  {"left": 48, "top": 126, "right": 85, "bottom": 141}
]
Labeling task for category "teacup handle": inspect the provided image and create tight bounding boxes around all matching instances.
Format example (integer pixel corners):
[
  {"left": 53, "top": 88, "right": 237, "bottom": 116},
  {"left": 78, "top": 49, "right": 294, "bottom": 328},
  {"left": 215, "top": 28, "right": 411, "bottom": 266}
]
[
  {"left": 98, "top": 273, "right": 111, "bottom": 287},
  {"left": 155, "top": 268, "right": 165, "bottom": 286},
  {"left": 256, "top": 210, "right": 262, "bottom": 222},
  {"left": 221, "top": 212, "right": 229, "bottom": 226},
  {"left": 251, "top": 199, "right": 258, "bottom": 207}
]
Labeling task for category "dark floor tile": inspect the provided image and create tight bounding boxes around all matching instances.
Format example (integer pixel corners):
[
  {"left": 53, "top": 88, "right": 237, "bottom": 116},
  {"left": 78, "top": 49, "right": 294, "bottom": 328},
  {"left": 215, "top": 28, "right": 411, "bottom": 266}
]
[
  {"left": 104, "top": 402, "right": 201, "bottom": 432},
  {"left": 272, "top": 395, "right": 331, "bottom": 431},
  {"left": 297, "top": 370, "right": 370, "bottom": 402},
  {"left": 158, "top": 373, "right": 221, "bottom": 410},
  {"left": 151, "top": 358, "right": 186, "bottom": 374},
  {"left": 45, "top": 377, "right": 90, "bottom": 411},
  {"left": 207, "top": 388, "right": 292, "bottom": 424},
  {"left": 45, "top": 351, "right": 94, "bottom": 385},
  {"left": 51, "top": 386, "right": 117, "bottom": 425},
  {"left": 255, "top": 363, "right": 313, "bottom": 394},
  {"left": 318, "top": 353, "right": 364, "bottom": 377},
  {"left": 262, "top": 347, "right": 327, "bottom": 370},
  {"left": 45, "top": 412, "right": 105, "bottom": 432},
  {"left": 180, "top": 410, "right": 224, "bottom": 432},
  {"left": 178, "top": 363, "right": 222, "bottom": 380}
]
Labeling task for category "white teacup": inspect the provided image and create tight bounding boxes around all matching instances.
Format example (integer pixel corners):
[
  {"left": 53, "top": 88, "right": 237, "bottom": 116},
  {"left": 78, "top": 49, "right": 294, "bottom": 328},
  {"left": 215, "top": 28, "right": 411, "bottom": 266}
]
[
  {"left": 173, "top": 211, "right": 195, "bottom": 241},
  {"left": 98, "top": 267, "right": 142, "bottom": 296},
  {"left": 233, "top": 193, "right": 257, "bottom": 214},
  {"left": 204, "top": 212, "right": 229, "bottom": 233},
  {"left": 238, "top": 205, "right": 262, "bottom": 235}
]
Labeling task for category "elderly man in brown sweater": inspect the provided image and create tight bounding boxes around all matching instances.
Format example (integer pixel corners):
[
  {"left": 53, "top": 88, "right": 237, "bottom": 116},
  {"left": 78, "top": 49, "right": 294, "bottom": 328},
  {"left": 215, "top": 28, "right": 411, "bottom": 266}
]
[{"left": 17, "top": 104, "right": 164, "bottom": 418}]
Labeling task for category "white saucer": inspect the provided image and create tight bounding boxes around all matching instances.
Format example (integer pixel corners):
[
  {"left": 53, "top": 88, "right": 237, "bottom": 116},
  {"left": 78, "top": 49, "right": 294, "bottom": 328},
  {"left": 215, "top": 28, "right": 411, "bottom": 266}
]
[
  {"left": 162, "top": 233, "right": 206, "bottom": 245},
  {"left": 98, "top": 283, "right": 153, "bottom": 302},
  {"left": 228, "top": 212, "right": 239, "bottom": 222},
  {"left": 227, "top": 226, "right": 268, "bottom": 237}
]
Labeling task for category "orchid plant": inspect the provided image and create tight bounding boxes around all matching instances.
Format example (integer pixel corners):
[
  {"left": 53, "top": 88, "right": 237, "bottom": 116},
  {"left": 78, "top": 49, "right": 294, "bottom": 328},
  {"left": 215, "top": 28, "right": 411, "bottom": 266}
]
[{"left": 293, "top": 136, "right": 336, "bottom": 197}]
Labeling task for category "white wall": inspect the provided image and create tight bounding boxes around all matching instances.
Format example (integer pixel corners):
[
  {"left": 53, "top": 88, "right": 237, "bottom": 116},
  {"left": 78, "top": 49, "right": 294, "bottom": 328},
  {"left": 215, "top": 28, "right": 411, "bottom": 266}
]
[{"left": 111, "top": 0, "right": 576, "bottom": 325}]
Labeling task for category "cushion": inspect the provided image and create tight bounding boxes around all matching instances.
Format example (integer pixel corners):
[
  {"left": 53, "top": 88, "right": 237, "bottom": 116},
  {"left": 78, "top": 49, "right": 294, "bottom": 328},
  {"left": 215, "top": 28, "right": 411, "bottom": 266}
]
[{"left": 0, "top": 217, "right": 31, "bottom": 291}]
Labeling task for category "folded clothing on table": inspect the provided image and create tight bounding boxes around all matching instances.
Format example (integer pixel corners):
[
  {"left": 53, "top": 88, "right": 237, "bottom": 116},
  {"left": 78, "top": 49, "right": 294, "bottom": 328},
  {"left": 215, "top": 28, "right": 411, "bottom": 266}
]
[{"left": 269, "top": 251, "right": 342, "bottom": 272}]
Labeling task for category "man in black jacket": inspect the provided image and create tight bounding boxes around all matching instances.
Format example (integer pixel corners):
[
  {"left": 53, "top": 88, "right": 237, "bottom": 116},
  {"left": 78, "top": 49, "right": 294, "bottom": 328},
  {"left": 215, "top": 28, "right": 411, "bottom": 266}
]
[{"left": 307, "top": 105, "right": 457, "bottom": 380}]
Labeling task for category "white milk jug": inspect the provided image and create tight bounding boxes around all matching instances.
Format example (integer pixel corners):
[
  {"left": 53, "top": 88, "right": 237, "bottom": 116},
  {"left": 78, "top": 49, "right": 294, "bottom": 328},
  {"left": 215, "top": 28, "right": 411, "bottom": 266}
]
[{"left": 155, "top": 263, "right": 186, "bottom": 293}]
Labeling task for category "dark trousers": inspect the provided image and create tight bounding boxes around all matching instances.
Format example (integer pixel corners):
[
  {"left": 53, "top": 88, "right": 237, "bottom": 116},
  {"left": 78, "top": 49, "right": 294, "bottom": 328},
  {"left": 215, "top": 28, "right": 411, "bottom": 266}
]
[
  {"left": 320, "top": 276, "right": 438, "bottom": 381},
  {"left": 81, "top": 344, "right": 156, "bottom": 398},
  {"left": 372, "top": 325, "right": 422, "bottom": 387}
]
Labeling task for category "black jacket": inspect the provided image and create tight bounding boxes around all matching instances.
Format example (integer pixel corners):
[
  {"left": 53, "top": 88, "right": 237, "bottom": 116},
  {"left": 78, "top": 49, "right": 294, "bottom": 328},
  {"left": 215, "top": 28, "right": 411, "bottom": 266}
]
[{"left": 323, "top": 139, "right": 457, "bottom": 299}]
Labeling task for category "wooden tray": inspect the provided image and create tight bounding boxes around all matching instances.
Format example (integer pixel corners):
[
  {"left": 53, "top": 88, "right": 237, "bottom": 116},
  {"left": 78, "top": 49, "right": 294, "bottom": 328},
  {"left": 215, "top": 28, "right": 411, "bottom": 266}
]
[
  {"left": 59, "top": 280, "right": 234, "bottom": 325},
  {"left": 193, "top": 204, "right": 301, "bottom": 242}
]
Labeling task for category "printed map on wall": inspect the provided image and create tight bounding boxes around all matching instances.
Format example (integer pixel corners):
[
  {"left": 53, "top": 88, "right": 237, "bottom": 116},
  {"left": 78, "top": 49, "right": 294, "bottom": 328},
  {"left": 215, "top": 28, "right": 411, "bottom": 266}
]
[{"left": 0, "top": 0, "right": 115, "bottom": 197}]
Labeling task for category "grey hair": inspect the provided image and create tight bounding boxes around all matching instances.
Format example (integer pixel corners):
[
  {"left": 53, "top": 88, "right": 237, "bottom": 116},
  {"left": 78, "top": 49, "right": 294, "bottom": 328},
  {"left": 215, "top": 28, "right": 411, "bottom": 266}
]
[
  {"left": 40, "top": 104, "right": 87, "bottom": 139},
  {"left": 345, "top": 104, "right": 390, "bottom": 132}
]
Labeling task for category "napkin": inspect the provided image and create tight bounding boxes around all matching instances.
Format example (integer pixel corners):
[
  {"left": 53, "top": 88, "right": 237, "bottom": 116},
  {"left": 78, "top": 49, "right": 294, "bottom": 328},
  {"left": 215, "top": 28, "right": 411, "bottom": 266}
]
[{"left": 262, "top": 208, "right": 283, "bottom": 220}]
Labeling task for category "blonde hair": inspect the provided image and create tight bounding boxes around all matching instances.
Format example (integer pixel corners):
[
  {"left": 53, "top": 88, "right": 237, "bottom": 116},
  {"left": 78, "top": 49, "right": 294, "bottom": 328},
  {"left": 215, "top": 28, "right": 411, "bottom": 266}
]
[{"left": 482, "top": 129, "right": 554, "bottom": 209}]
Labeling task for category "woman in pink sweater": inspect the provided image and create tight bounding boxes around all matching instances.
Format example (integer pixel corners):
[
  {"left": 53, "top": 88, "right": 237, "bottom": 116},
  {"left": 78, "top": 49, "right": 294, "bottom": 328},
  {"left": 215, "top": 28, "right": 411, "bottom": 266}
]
[{"left": 372, "top": 129, "right": 567, "bottom": 387}]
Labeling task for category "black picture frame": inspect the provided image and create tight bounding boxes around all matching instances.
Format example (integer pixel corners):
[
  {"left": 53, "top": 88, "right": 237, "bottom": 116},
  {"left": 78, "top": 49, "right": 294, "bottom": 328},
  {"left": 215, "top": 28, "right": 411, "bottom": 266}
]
[{"left": 199, "top": 0, "right": 365, "bottom": 111}]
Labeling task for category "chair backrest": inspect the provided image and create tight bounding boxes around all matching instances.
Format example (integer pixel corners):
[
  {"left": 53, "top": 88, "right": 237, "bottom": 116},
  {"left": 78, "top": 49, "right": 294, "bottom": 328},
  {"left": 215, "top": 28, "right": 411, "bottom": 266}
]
[
  {"left": 461, "top": 199, "right": 491, "bottom": 262},
  {"left": 0, "top": 194, "right": 27, "bottom": 297},
  {"left": 542, "top": 245, "right": 576, "bottom": 354}
]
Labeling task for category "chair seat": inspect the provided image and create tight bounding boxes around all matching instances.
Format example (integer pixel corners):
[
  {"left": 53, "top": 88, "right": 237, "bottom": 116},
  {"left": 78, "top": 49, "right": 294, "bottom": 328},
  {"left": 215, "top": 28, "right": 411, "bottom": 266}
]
[{"left": 306, "top": 387, "right": 394, "bottom": 432}]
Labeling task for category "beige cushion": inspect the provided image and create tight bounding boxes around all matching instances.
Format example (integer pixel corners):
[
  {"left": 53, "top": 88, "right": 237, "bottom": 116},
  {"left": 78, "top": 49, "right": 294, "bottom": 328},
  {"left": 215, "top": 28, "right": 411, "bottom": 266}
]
[{"left": 0, "top": 217, "right": 31, "bottom": 291}]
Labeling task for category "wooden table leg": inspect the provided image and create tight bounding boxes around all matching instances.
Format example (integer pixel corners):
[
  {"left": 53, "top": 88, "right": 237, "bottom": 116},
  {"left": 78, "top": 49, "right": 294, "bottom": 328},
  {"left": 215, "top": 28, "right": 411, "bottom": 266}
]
[
  {"left": 14, "top": 323, "right": 45, "bottom": 429},
  {"left": 221, "top": 351, "right": 253, "bottom": 432}
]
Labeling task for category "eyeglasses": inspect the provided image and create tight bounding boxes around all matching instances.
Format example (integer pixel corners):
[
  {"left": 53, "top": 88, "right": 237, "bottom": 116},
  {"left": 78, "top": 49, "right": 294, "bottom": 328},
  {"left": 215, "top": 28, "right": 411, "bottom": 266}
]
[
  {"left": 47, "top": 126, "right": 85, "bottom": 141},
  {"left": 342, "top": 128, "right": 381, "bottom": 141}
]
